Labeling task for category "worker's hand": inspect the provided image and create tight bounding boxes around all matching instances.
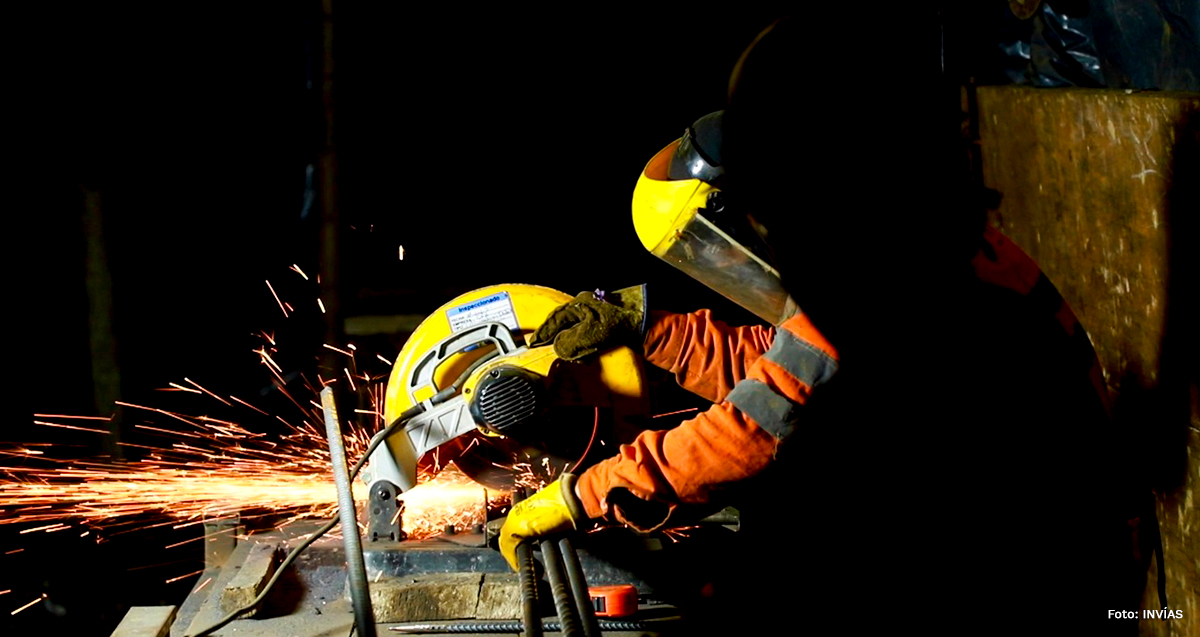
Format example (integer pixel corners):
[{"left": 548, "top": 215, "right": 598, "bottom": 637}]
[
  {"left": 530, "top": 284, "right": 646, "bottom": 361},
  {"left": 499, "top": 474, "right": 588, "bottom": 570}
]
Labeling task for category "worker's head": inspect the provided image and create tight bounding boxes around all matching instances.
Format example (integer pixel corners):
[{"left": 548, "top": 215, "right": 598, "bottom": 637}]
[
  {"left": 633, "top": 16, "right": 979, "bottom": 341},
  {"left": 632, "top": 109, "right": 796, "bottom": 324}
]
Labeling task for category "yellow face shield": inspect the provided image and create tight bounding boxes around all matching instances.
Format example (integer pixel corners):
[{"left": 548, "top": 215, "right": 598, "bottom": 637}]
[{"left": 632, "top": 139, "right": 797, "bottom": 325}]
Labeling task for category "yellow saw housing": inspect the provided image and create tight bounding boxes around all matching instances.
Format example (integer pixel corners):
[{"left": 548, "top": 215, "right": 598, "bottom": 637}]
[{"left": 368, "top": 284, "right": 647, "bottom": 492}]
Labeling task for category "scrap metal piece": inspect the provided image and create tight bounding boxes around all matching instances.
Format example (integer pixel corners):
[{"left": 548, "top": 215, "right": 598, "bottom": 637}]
[{"left": 202, "top": 515, "right": 241, "bottom": 571}]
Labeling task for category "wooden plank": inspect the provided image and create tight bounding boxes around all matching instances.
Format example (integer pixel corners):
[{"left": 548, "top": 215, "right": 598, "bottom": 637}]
[
  {"left": 219, "top": 541, "right": 280, "bottom": 617},
  {"left": 110, "top": 606, "right": 176, "bottom": 637},
  {"left": 977, "top": 85, "right": 1199, "bottom": 635}
]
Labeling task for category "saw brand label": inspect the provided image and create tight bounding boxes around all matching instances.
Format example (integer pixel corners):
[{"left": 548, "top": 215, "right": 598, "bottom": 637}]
[{"left": 447, "top": 291, "right": 520, "bottom": 332}]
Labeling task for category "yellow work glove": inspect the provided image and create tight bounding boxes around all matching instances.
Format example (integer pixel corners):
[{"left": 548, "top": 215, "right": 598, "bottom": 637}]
[{"left": 499, "top": 474, "right": 588, "bottom": 571}]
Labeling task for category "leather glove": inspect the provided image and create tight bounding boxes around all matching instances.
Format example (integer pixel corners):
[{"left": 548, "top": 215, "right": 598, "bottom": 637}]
[
  {"left": 530, "top": 284, "right": 647, "bottom": 361},
  {"left": 499, "top": 474, "right": 588, "bottom": 571}
]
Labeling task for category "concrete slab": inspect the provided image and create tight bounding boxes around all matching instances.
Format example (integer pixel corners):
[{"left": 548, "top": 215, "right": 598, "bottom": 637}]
[
  {"left": 368, "top": 572, "right": 483, "bottom": 622},
  {"left": 475, "top": 573, "right": 521, "bottom": 620}
]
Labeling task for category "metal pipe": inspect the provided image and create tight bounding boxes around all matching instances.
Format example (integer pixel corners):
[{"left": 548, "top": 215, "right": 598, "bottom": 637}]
[
  {"left": 511, "top": 490, "right": 542, "bottom": 637},
  {"left": 322, "top": 387, "right": 377, "bottom": 637},
  {"left": 539, "top": 538, "right": 582, "bottom": 636},
  {"left": 557, "top": 537, "right": 602, "bottom": 637}
]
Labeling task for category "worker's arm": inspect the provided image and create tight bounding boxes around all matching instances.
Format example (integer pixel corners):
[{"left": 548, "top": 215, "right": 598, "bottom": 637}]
[
  {"left": 579, "top": 312, "right": 837, "bottom": 530},
  {"left": 528, "top": 287, "right": 774, "bottom": 403},
  {"left": 642, "top": 309, "right": 776, "bottom": 403}
]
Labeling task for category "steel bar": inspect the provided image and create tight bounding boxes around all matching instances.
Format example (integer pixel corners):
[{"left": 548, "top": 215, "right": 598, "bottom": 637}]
[
  {"left": 539, "top": 538, "right": 582, "bottom": 636},
  {"left": 388, "top": 620, "right": 652, "bottom": 633},
  {"left": 322, "top": 387, "right": 377, "bottom": 637},
  {"left": 558, "top": 536, "right": 602, "bottom": 637},
  {"left": 511, "top": 489, "right": 543, "bottom": 637}
]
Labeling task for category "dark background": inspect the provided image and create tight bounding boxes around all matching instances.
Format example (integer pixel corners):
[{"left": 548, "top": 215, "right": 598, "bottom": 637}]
[
  {"left": 14, "top": 5, "right": 783, "bottom": 634},
  {"left": 12, "top": 2, "right": 1197, "bottom": 634}
]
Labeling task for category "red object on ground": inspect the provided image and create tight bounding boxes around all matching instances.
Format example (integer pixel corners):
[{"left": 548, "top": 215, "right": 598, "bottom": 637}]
[{"left": 588, "top": 584, "right": 638, "bottom": 618}]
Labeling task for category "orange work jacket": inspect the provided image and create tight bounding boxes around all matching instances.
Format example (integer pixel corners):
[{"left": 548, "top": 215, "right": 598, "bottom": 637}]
[{"left": 574, "top": 226, "right": 1110, "bottom": 530}]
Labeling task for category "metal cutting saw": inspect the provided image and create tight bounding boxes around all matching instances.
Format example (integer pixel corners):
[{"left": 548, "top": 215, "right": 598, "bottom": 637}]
[{"left": 359, "top": 283, "right": 649, "bottom": 541}]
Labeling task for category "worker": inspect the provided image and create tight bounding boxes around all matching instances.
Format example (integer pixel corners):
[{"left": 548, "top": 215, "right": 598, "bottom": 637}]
[{"left": 502, "top": 17, "right": 1143, "bottom": 634}]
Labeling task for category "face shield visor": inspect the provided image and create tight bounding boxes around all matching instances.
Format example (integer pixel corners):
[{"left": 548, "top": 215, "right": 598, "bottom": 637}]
[{"left": 632, "top": 123, "right": 797, "bottom": 325}]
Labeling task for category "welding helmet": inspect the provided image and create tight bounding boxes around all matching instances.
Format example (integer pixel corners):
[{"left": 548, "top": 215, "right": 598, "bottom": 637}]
[{"left": 632, "top": 110, "right": 798, "bottom": 324}]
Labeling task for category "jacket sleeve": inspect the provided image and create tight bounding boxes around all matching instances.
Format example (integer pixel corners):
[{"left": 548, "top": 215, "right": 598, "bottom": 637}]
[
  {"left": 641, "top": 309, "right": 776, "bottom": 403},
  {"left": 578, "top": 312, "right": 838, "bottom": 529}
]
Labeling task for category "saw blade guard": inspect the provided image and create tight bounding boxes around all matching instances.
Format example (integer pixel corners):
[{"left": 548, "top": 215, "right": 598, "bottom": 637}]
[{"left": 364, "top": 284, "right": 648, "bottom": 494}]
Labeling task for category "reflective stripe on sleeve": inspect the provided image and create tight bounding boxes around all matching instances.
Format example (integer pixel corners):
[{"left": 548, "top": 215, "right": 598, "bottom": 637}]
[
  {"left": 726, "top": 379, "right": 800, "bottom": 440},
  {"left": 763, "top": 328, "right": 838, "bottom": 387}
]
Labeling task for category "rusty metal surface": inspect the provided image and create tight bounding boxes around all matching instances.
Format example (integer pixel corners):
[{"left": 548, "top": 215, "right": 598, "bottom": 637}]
[{"left": 977, "top": 85, "right": 1198, "bottom": 635}]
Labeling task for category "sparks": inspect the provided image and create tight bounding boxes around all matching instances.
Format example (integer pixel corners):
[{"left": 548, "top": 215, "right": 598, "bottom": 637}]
[
  {"left": 398, "top": 245, "right": 404, "bottom": 260},
  {"left": 229, "top": 395, "right": 270, "bottom": 416},
  {"left": 265, "top": 280, "right": 288, "bottom": 317},
  {"left": 323, "top": 343, "right": 353, "bottom": 357},
  {"left": 33, "top": 421, "right": 111, "bottom": 435},
  {"left": 660, "top": 525, "right": 701, "bottom": 543},
  {"left": 8, "top": 390, "right": 498, "bottom": 543},
  {"left": 32, "top": 414, "right": 111, "bottom": 421},
  {"left": 396, "top": 466, "right": 501, "bottom": 540},
  {"left": 9, "top": 595, "right": 43, "bottom": 616},
  {"left": 7, "top": 283, "right": 519, "bottom": 576},
  {"left": 165, "top": 569, "right": 205, "bottom": 584},
  {"left": 290, "top": 264, "right": 309, "bottom": 280},
  {"left": 653, "top": 407, "right": 701, "bottom": 418},
  {"left": 183, "top": 378, "right": 233, "bottom": 407},
  {"left": 254, "top": 348, "right": 283, "bottom": 374},
  {"left": 376, "top": 354, "right": 393, "bottom": 366},
  {"left": 318, "top": 298, "right": 326, "bottom": 314}
]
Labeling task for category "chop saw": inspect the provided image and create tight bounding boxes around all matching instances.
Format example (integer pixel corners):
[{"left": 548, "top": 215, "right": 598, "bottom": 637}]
[{"left": 359, "top": 284, "right": 649, "bottom": 541}]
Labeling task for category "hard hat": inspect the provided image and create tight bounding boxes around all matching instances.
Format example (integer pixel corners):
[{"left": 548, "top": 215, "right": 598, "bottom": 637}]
[{"left": 632, "top": 110, "right": 798, "bottom": 325}]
